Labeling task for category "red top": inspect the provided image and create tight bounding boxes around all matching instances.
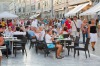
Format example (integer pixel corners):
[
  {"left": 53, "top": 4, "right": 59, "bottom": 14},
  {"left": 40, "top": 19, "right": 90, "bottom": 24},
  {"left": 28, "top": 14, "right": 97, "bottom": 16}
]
[
  {"left": 8, "top": 22, "right": 13, "bottom": 27},
  {"left": 65, "top": 20, "right": 72, "bottom": 29}
]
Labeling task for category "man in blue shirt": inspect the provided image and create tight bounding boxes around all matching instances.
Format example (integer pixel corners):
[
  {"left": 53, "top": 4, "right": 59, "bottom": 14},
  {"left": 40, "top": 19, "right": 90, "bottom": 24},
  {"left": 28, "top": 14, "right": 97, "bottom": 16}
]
[
  {"left": 61, "top": 18, "right": 66, "bottom": 26},
  {"left": 27, "top": 27, "right": 36, "bottom": 39}
]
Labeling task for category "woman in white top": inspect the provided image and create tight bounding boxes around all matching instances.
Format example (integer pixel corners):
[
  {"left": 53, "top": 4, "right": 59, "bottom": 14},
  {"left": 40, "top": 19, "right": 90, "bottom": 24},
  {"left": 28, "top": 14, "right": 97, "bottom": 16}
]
[
  {"left": 4, "top": 26, "right": 13, "bottom": 37},
  {"left": 39, "top": 26, "right": 45, "bottom": 41},
  {"left": 45, "top": 29, "right": 63, "bottom": 59}
]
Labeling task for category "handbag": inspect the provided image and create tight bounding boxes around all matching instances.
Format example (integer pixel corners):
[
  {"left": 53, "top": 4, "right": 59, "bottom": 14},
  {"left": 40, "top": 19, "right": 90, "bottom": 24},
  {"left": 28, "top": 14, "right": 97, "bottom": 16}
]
[
  {"left": 82, "top": 23, "right": 88, "bottom": 34},
  {"left": 82, "top": 28, "right": 87, "bottom": 34},
  {"left": 73, "top": 21, "right": 80, "bottom": 32}
]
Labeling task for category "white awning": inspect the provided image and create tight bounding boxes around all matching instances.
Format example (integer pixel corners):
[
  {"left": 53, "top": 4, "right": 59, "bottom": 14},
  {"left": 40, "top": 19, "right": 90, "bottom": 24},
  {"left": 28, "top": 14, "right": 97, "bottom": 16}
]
[
  {"left": 65, "top": 3, "right": 89, "bottom": 17},
  {"left": 80, "top": 2, "right": 100, "bottom": 16},
  {"left": 30, "top": 13, "right": 40, "bottom": 19}
]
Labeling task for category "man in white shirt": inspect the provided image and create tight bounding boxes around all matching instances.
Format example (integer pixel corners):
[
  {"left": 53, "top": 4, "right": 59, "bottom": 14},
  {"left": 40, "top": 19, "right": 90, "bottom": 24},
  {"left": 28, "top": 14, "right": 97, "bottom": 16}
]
[
  {"left": 45, "top": 29, "right": 63, "bottom": 59},
  {"left": 71, "top": 18, "right": 77, "bottom": 37},
  {"left": 31, "top": 18, "right": 38, "bottom": 28},
  {"left": 13, "top": 27, "right": 26, "bottom": 36},
  {"left": 73, "top": 16, "right": 82, "bottom": 37}
]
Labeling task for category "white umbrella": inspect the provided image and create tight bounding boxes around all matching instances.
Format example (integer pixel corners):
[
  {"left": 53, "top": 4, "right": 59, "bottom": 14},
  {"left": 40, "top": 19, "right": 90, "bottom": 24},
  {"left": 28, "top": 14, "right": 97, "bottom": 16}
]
[{"left": 0, "top": 12, "right": 18, "bottom": 19}]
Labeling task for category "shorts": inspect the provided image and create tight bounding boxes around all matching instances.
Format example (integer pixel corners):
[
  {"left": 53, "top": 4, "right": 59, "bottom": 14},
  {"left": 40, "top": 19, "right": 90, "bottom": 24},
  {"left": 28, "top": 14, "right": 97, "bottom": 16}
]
[
  {"left": 47, "top": 43, "right": 55, "bottom": 48},
  {"left": 71, "top": 31, "right": 78, "bottom": 37},
  {"left": 0, "top": 50, "right": 2, "bottom": 56}
]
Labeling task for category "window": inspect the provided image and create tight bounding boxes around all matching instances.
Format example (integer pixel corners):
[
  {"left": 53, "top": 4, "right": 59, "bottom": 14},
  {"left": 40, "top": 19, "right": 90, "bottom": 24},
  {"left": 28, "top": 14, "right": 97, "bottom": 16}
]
[
  {"left": 18, "top": 0, "right": 21, "bottom": 3},
  {"left": 31, "top": 5, "right": 35, "bottom": 10},
  {"left": 45, "top": 1, "right": 46, "bottom": 6},
  {"left": 63, "top": 14, "right": 65, "bottom": 18},
  {"left": 19, "top": 8, "right": 21, "bottom": 12},
  {"left": 23, "top": 7, "right": 25, "bottom": 12},
  {"left": 38, "top": 3, "right": 40, "bottom": 9},
  {"left": 98, "top": 0, "right": 100, "bottom": 2},
  {"left": 60, "top": 14, "right": 62, "bottom": 18},
  {"left": 57, "top": 0, "right": 59, "bottom": 4},
  {"left": 47, "top": 1, "right": 48, "bottom": 7},
  {"left": 57, "top": 13, "right": 59, "bottom": 18}
]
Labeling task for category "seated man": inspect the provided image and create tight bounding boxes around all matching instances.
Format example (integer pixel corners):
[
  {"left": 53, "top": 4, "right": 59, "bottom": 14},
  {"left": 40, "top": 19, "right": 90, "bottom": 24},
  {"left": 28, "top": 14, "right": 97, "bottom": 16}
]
[
  {"left": 27, "top": 27, "right": 36, "bottom": 39},
  {"left": 13, "top": 27, "right": 26, "bottom": 36},
  {"left": 45, "top": 29, "right": 63, "bottom": 59}
]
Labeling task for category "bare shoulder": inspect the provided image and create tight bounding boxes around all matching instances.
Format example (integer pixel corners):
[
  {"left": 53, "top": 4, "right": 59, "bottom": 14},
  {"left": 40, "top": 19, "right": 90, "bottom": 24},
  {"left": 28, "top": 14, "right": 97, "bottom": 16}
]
[
  {"left": 88, "top": 24, "right": 91, "bottom": 27},
  {"left": 0, "top": 36, "right": 4, "bottom": 40}
]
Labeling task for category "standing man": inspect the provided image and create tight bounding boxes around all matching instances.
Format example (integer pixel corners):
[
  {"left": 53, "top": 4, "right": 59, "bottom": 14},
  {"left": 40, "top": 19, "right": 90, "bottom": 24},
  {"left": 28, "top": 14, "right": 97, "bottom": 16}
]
[
  {"left": 73, "top": 16, "right": 82, "bottom": 37},
  {"left": 71, "top": 18, "right": 77, "bottom": 37},
  {"left": 61, "top": 18, "right": 66, "bottom": 27},
  {"left": 31, "top": 18, "right": 38, "bottom": 28}
]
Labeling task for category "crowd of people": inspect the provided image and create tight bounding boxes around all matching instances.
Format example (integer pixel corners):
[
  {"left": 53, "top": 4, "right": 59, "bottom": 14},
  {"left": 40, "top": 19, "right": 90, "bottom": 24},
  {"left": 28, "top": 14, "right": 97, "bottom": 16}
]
[{"left": 0, "top": 16, "right": 99, "bottom": 64}]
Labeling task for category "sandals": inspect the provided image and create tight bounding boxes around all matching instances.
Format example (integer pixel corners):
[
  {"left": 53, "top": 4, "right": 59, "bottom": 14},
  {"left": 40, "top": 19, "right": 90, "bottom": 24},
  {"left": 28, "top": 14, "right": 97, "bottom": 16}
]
[{"left": 56, "top": 56, "right": 64, "bottom": 59}]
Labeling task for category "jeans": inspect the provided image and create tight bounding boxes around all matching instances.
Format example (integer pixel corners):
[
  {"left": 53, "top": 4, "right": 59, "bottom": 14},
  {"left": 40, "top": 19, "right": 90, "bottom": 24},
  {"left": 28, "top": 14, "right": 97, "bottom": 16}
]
[{"left": 83, "top": 32, "right": 88, "bottom": 43}]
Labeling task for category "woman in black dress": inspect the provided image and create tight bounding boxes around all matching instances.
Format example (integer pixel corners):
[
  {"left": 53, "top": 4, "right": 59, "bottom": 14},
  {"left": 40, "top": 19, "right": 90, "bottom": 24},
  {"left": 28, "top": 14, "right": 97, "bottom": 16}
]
[{"left": 88, "top": 19, "right": 97, "bottom": 51}]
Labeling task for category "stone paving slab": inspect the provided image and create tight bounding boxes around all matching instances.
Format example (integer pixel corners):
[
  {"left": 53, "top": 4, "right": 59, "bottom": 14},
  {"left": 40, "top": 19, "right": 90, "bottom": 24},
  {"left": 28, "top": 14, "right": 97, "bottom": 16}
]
[
  {"left": 1, "top": 47, "right": 100, "bottom": 66},
  {"left": 1, "top": 38, "right": 100, "bottom": 66}
]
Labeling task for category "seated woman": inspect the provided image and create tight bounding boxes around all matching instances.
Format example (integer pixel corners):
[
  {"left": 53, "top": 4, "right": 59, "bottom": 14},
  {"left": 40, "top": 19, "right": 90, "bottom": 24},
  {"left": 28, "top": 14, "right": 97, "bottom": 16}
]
[
  {"left": 45, "top": 29, "right": 63, "bottom": 59},
  {"left": 60, "top": 27, "right": 68, "bottom": 34},
  {"left": 0, "top": 33, "right": 4, "bottom": 65}
]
